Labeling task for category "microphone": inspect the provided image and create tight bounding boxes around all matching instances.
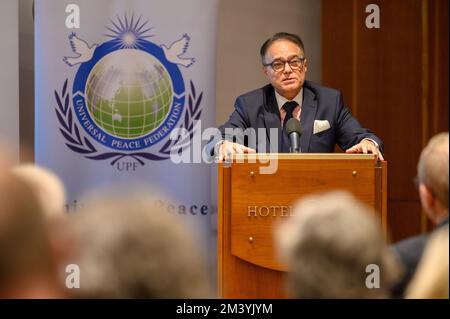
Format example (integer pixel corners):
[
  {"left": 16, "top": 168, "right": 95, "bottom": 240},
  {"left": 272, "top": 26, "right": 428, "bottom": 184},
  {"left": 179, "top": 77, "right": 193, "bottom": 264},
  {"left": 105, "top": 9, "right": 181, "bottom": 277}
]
[{"left": 286, "top": 118, "right": 301, "bottom": 153}]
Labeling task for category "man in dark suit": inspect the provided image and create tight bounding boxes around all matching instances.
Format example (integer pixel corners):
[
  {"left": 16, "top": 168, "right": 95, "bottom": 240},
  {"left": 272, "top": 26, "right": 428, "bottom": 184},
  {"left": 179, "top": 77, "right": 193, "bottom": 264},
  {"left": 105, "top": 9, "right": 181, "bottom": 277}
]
[
  {"left": 392, "top": 132, "right": 449, "bottom": 297},
  {"left": 212, "top": 32, "right": 384, "bottom": 161}
]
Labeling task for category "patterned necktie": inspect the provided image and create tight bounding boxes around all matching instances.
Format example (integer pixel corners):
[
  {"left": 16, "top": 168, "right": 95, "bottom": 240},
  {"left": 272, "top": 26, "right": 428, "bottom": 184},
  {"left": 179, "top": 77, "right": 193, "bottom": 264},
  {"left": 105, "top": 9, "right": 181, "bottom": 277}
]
[{"left": 281, "top": 101, "right": 298, "bottom": 152}]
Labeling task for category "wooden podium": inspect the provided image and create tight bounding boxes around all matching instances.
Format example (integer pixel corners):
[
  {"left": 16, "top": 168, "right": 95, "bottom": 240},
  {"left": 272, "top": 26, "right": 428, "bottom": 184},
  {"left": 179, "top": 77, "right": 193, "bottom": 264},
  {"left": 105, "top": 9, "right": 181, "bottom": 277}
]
[{"left": 217, "top": 154, "right": 387, "bottom": 298}]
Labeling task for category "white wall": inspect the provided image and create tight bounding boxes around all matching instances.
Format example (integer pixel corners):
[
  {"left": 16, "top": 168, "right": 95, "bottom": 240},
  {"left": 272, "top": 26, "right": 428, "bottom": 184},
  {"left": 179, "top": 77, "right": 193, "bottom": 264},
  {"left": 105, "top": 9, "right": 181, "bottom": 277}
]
[
  {"left": 0, "top": 0, "right": 20, "bottom": 162},
  {"left": 215, "top": 0, "right": 322, "bottom": 125}
]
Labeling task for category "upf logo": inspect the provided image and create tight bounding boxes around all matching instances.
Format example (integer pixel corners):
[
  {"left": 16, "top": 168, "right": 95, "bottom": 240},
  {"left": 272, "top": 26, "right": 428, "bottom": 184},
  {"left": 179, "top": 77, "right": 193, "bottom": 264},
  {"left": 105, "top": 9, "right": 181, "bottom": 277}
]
[{"left": 55, "top": 14, "right": 202, "bottom": 170}]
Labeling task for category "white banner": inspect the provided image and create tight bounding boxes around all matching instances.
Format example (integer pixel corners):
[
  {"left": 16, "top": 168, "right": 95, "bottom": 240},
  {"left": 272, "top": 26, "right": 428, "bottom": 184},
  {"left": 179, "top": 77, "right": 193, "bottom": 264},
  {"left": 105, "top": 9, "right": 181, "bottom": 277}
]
[{"left": 35, "top": 0, "right": 218, "bottom": 279}]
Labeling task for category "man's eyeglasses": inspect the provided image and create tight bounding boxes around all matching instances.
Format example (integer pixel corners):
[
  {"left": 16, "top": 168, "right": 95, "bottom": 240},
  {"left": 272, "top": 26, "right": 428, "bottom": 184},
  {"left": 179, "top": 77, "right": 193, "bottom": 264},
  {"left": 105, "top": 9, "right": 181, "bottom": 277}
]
[{"left": 264, "top": 57, "right": 306, "bottom": 72}]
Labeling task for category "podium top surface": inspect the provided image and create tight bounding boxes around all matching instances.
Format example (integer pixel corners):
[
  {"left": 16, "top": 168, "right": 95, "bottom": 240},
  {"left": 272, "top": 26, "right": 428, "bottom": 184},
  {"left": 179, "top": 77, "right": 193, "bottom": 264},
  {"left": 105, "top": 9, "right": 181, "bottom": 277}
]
[{"left": 231, "top": 153, "right": 377, "bottom": 160}]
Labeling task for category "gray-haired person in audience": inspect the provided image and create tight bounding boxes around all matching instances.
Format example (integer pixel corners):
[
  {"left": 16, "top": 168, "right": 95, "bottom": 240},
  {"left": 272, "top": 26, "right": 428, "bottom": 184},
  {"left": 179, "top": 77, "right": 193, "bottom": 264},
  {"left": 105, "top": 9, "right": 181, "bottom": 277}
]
[
  {"left": 70, "top": 194, "right": 210, "bottom": 298},
  {"left": 391, "top": 132, "right": 449, "bottom": 297},
  {"left": 11, "top": 164, "right": 76, "bottom": 293},
  {"left": 11, "top": 164, "right": 67, "bottom": 219},
  {"left": 0, "top": 169, "right": 67, "bottom": 298},
  {"left": 275, "top": 191, "right": 401, "bottom": 298}
]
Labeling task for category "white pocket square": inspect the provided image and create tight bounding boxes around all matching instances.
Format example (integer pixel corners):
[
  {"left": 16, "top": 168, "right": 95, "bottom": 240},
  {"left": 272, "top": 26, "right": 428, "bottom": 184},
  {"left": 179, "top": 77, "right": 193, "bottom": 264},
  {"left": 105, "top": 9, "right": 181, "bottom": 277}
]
[{"left": 313, "top": 120, "right": 331, "bottom": 134}]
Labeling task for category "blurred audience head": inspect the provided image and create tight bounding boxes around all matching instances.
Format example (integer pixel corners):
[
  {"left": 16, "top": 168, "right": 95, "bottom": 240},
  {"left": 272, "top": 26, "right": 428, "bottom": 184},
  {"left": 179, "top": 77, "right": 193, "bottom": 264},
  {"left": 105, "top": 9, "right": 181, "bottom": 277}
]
[
  {"left": 406, "top": 225, "right": 449, "bottom": 299},
  {"left": 417, "top": 132, "right": 449, "bottom": 224},
  {"left": 70, "top": 194, "right": 210, "bottom": 298},
  {"left": 0, "top": 170, "right": 65, "bottom": 298},
  {"left": 276, "top": 191, "right": 401, "bottom": 299},
  {"left": 10, "top": 164, "right": 74, "bottom": 292},
  {"left": 11, "top": 164, "right": 66, "bottom": 219}
]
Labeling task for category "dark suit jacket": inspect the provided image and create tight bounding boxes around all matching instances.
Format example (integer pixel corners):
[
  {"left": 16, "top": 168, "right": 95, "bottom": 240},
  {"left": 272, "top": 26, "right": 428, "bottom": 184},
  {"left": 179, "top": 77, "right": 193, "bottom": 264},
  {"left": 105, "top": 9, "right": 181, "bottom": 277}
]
[
  {"left": 211, "top": 81, "right": 383, "bottom": 154},
  {"left": 391, "top": 218, "right": 449, "bottom": 298}
]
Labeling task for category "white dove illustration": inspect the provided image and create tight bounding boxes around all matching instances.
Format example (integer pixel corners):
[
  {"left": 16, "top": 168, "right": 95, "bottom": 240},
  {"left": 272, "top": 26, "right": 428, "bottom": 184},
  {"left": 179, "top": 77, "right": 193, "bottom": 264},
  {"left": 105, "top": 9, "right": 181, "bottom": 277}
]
[
  {"left": 63, "top": 32, "right": 98, "bottom": 67},
  {"left": 161, "top": 34, "right": 195, "bottom": 68}
]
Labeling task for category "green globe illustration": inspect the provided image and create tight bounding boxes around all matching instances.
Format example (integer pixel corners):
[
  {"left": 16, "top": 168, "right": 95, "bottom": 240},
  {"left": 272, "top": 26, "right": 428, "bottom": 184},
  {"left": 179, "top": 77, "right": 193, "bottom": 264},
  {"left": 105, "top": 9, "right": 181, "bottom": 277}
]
[{"left": 85, "top": 49, "right": 173, "bottom": 139}]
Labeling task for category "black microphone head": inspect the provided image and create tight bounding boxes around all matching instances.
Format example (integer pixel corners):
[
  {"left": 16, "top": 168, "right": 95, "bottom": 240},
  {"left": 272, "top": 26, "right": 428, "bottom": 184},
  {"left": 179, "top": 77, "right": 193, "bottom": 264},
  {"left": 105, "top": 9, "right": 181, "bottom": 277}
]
[{"left": 286, "top": 118, "right": 301, "bottom": 135}]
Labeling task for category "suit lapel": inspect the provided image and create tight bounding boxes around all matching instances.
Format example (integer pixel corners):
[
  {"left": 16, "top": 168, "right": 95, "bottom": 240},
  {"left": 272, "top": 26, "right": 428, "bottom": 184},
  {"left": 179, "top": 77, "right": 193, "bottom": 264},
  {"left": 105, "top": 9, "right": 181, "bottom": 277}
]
[
  {"left": 300, "top": 85, "right": 317, "bottom": 152},
  {"left": 262, "top": 86, "right": 282, "bottom": 152}
]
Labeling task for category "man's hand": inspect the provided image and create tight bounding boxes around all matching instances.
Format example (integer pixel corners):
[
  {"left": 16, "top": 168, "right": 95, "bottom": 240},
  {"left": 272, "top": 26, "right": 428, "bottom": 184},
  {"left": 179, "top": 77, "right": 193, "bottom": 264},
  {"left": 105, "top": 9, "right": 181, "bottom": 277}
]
[
  {"left": 345, "top": 139, "right": 384, "bottom": 161},
  {"left": 216, "top": 140, "right": 256, "bottom": 162}
]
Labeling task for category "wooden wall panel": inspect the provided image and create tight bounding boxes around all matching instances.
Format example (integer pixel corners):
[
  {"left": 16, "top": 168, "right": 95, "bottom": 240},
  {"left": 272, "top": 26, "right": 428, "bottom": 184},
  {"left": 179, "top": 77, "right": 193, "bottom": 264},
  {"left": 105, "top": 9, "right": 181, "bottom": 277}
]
[
  {"left": 322, "top": 0, "right": 448, "bottom": 242},
  {"left": 387, "top": 201, "right": 423, "bottom": 242},
  {"left": 429, "top": 0, "right": 449, "bottom": 136},
  {"left": 322, "top": 0, "right": 354, "bottom": 105}
]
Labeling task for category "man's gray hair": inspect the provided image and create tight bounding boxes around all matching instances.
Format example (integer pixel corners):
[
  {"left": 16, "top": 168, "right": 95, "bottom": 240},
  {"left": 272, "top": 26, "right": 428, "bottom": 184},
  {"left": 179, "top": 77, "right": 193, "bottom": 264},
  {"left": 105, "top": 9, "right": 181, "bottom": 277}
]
[
  {"left": 71, "top": 195, "right": 210, "bottom": 298},
  {"left": 276, "top": 191, "right": 401, "bottom": 298},
  {"left": 11, "top": 164, "right": 67, "bottom": 219},
  {"left": 417, "top": 132, "right": 449, "bottom": 208}
]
